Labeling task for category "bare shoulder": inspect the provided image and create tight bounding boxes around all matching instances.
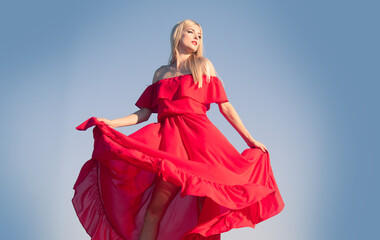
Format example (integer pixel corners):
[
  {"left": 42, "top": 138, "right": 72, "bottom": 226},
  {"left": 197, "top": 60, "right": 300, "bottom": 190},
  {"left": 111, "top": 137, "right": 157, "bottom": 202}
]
[
  {"left": 198, "top": 57, "right": 217, "bottom": 77},
  {"left": 152, "top": 58, "right": 217, "bottom": 84},
  {"left": 152, "top": 65, "right": 168, "bottom": 84},
  {"left": 152, "top": 64, "right": 190, "bottom": 83}
]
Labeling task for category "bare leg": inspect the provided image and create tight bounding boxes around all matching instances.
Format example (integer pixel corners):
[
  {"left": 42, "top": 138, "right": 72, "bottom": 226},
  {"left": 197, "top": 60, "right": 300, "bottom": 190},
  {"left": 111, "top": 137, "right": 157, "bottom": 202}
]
[{"left": 139, "top": 177, "right": 180, "bottom": 240}]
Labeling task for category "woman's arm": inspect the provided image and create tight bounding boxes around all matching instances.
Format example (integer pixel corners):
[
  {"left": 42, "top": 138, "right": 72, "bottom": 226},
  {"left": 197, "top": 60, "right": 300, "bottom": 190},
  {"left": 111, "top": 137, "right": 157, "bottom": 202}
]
[
  {"left": 218, "top": 102, "right": 267, "bottom": 152},
  {"left": 97, "top": 108, "right": 152, "bottom": 128}
]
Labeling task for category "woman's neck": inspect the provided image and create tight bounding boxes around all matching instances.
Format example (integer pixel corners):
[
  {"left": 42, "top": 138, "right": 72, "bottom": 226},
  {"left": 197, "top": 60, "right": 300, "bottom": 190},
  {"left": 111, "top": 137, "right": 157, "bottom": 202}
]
[{"left": 175, "top": 48, "right": 193, "bottom": 70}]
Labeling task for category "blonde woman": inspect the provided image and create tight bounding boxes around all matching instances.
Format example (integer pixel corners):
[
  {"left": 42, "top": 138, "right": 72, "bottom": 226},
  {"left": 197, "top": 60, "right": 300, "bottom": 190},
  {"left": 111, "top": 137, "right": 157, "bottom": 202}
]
[{"left": 73, "top": 19, "right": 284, "bottom": 240}]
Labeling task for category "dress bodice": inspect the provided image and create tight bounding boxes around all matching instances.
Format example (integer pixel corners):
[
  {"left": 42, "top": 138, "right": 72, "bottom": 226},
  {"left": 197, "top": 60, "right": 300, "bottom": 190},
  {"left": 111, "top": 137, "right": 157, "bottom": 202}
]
[{"left": 135, "top": 74, "right": 229, "bottom": 121}]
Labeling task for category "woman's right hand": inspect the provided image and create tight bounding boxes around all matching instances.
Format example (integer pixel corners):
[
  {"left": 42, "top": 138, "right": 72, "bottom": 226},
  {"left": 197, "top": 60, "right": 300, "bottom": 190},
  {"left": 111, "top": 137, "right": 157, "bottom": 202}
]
[
  {"left": 246, "top": 138, "right": 268, "bottom": 153},
  {"left": 96, "top": 117, "right": 114, "bottom": 128}
]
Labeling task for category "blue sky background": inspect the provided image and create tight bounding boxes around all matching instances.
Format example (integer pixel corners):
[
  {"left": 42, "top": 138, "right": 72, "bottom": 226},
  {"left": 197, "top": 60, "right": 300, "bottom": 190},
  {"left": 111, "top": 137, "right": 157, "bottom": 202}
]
[{"left": 0, "top": 0, "right": 378, "bottom": 239}]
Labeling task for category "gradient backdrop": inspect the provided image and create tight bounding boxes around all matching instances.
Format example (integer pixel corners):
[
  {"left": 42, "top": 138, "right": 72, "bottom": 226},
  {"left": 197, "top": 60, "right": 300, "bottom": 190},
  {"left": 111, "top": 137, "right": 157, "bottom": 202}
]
[{"left": 0, "top": 0, "right": 378, "bottom": 239}]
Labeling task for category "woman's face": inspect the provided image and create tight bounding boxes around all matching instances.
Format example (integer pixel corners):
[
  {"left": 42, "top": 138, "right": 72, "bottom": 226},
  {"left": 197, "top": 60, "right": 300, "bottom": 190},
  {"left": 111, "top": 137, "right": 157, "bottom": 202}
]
[{"left": 178, "top": 24, "right": 202, "bottom": 54}]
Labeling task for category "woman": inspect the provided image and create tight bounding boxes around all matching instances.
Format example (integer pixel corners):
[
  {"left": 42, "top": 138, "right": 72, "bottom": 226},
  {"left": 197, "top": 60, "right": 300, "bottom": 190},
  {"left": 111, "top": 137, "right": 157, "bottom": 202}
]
[{"left": 73, "top": 19, "right": 284, "bottom": 240}]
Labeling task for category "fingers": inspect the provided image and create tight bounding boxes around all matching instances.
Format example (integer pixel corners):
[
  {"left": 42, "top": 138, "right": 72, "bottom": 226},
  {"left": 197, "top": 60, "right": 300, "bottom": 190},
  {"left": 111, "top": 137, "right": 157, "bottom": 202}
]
[
  {"left": 96, "top": 118, "right": 108, "bottom": 126},
  {"left": 97, "top": 118, "right": 105, "bottom": 123}
]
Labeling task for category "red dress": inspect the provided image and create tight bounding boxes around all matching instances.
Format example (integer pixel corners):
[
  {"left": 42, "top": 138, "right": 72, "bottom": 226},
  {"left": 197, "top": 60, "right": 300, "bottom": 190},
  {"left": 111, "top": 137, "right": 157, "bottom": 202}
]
[{"left": 72, "top": 74, "right": 284, "bottom": 240}]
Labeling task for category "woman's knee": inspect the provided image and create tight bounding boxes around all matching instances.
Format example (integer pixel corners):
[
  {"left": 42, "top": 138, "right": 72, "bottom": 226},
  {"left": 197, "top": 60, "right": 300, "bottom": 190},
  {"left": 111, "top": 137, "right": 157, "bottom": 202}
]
[
  {"left": 144, "top": 179, "right": 180, "bottom": 223},
  {"left": 144, "top": 202, "right": 165, "bottom": 223}
]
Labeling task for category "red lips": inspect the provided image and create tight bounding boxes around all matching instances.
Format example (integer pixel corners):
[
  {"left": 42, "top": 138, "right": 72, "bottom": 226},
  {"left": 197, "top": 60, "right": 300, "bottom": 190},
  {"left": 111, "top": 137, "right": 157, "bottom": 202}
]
[{"left": 192, "top": 41, "right": 197, "bottom": 46}]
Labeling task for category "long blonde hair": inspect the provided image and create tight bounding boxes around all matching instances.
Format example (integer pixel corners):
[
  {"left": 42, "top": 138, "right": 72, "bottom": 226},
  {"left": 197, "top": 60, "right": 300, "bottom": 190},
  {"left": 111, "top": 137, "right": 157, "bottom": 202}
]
[{"left": 169, "top": 19, "right": 215, "bottom": 88}]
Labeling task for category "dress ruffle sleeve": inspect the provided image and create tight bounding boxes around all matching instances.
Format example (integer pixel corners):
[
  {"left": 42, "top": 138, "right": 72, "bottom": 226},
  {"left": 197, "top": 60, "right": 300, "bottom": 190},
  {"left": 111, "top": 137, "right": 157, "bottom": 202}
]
[
  {"left": 135, "top": 84, "right": 159, "bottom": 113},
  {"left": 203, "top": 76, "right": 229, "bottom": 104},
  {"left": 182, "top": 76, "right": 229, "bottom": 105},
  {"left": 135, "top": 75, "right": 228, "bottom": 114}
]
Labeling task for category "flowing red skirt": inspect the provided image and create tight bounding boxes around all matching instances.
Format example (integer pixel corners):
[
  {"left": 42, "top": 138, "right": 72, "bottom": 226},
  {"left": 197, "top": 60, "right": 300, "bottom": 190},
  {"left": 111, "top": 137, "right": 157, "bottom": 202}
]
[{"left": 72, "top": 116, "right": 284, "bottom": 240}]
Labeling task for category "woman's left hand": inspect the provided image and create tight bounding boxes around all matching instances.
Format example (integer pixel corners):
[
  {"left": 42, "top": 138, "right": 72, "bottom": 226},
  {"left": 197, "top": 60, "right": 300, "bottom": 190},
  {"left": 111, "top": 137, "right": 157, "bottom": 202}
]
[
  {"left": 246, "top": 138, "right": 268, "bottom": 152},
  {"left": 96, "top": 117, "right": 115, "bottom": 128}
]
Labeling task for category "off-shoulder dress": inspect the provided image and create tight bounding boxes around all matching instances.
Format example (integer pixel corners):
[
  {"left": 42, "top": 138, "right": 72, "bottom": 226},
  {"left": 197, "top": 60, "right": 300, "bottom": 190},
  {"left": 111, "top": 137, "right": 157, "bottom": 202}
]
[{"left": 72, "top": 74, "right": 285, "bottom": 240}]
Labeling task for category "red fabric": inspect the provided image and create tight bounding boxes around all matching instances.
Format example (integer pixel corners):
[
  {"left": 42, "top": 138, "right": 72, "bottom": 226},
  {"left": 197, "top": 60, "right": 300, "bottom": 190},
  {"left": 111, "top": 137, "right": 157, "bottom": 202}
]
[{"left": 72, "top": 74, "right": 285, "bottom": 240}]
